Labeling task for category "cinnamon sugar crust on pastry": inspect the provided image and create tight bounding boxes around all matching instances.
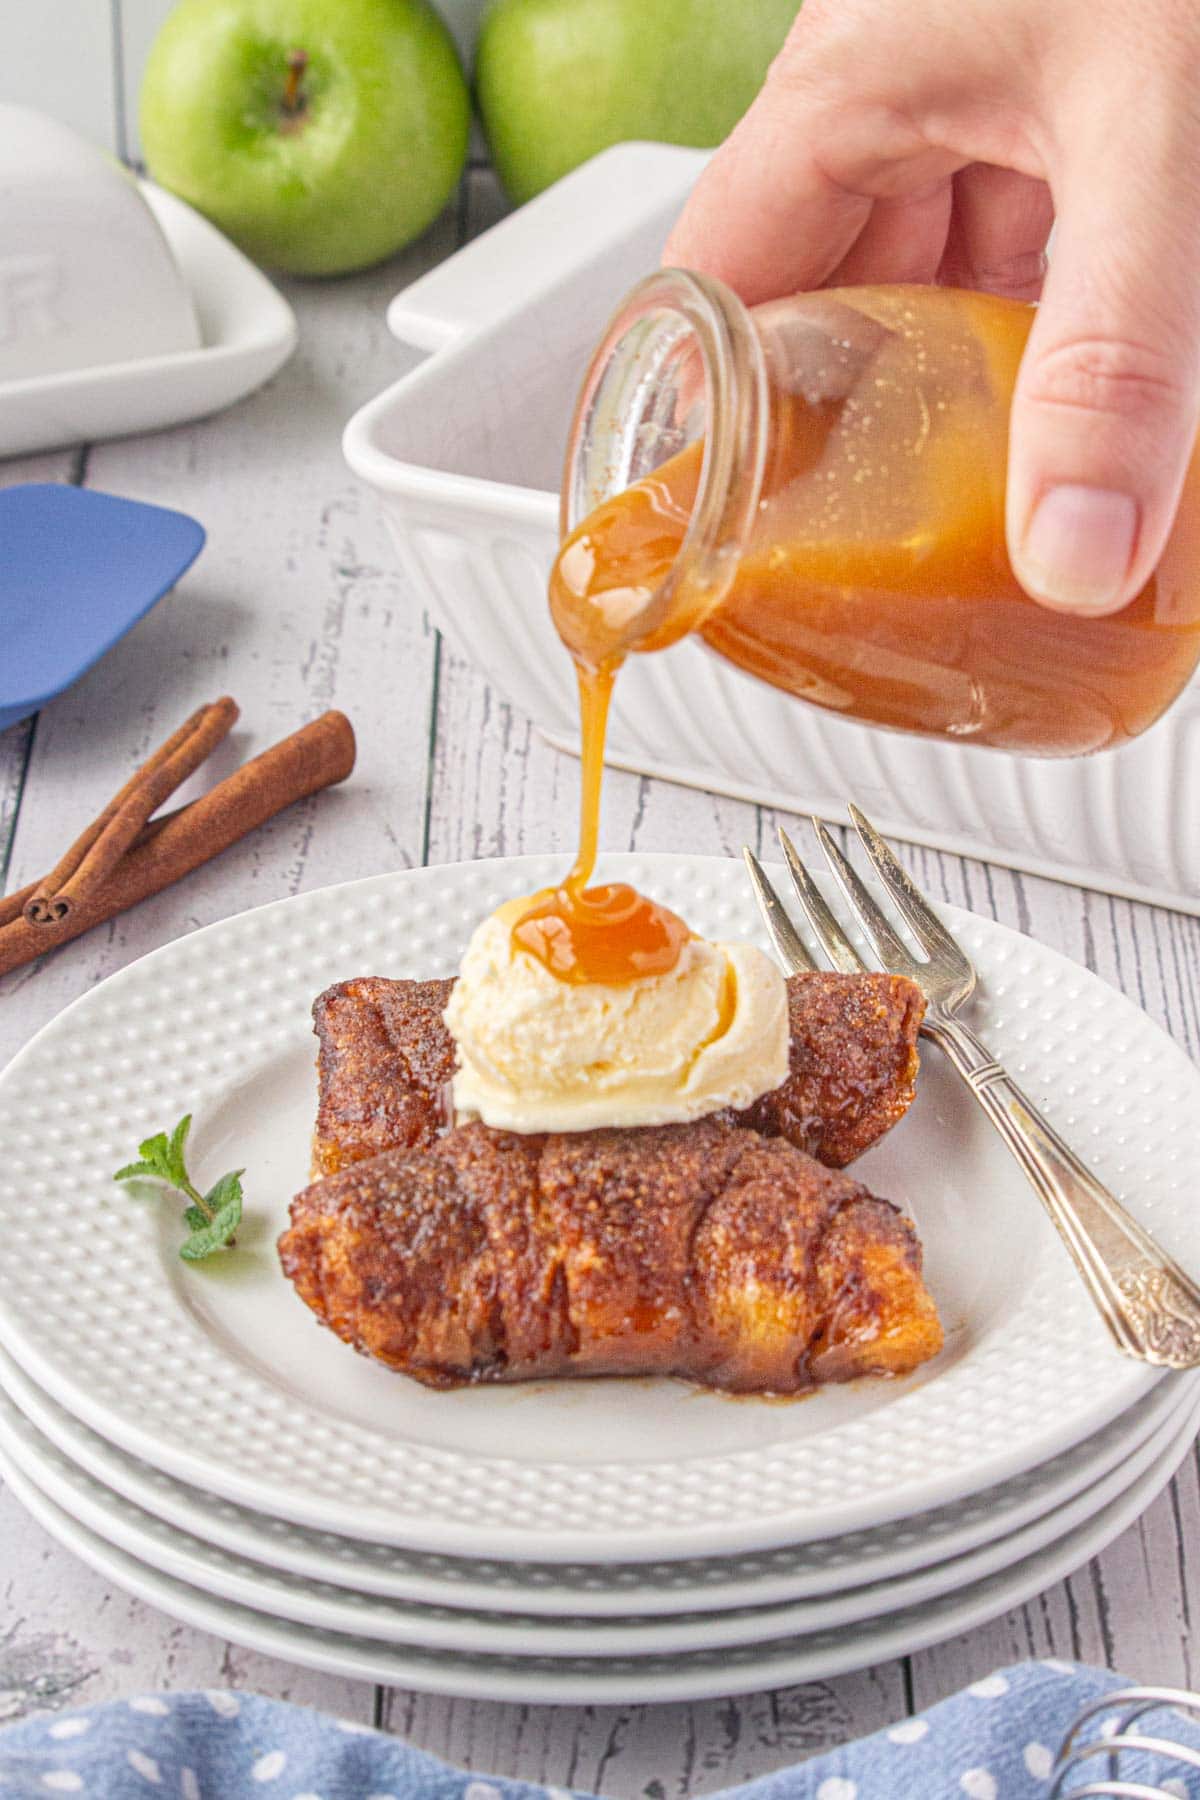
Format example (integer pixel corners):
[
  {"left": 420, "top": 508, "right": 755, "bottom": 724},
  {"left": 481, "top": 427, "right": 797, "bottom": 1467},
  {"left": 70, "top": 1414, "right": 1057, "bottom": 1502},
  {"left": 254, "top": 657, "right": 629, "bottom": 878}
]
[
  {"left": 311, "top": 977, "right": 456, "bottom": 1175},
  {"left": 310, "top": 970, "right": 923, "bottom": 1176},
  {"left": 280, "top": 1118, "right": 943, "bottom": 1394},
  {"left": 726, "top": 970, "right": 924, "bottom": 1166}
]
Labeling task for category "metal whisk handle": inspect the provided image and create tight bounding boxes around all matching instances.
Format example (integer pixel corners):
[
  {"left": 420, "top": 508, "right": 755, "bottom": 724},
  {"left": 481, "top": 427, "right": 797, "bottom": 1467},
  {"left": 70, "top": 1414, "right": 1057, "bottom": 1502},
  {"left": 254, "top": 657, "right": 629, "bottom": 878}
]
[{"left": 1051, "top": 1683, "right": 1200, "bottom": 1795}]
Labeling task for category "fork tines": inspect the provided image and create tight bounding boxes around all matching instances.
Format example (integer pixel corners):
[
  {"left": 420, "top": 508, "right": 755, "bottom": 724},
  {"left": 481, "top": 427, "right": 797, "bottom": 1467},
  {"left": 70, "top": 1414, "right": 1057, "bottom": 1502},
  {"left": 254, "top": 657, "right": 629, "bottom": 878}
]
[{"left": 744, "top": 809, "right": 970, "bottom": 999}]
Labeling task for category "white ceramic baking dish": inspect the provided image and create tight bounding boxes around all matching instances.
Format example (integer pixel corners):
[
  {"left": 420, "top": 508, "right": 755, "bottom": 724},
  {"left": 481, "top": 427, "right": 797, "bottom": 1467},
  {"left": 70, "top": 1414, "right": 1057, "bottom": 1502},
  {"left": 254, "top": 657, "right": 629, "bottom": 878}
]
[{"left": 344, "top": 142, "right": 1200, "bottom": 914}]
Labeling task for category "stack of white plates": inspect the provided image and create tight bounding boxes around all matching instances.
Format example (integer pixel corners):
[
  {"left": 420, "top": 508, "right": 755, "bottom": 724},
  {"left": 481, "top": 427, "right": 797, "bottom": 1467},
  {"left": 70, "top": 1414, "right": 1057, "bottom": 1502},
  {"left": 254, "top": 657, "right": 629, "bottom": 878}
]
[{"left": 0, "top": 853, "right": 1197, "bottom": 1705}]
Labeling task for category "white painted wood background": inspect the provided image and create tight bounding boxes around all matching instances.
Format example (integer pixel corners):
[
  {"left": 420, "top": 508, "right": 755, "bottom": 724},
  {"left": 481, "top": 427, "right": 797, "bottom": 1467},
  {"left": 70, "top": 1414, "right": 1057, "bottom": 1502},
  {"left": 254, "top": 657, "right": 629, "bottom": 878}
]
[
  {"left": 3, "top": 2, "right": 1200, "bottom": 1788},
  {"left": 0, "top": 0, "right": 490, "bottom": 162}
]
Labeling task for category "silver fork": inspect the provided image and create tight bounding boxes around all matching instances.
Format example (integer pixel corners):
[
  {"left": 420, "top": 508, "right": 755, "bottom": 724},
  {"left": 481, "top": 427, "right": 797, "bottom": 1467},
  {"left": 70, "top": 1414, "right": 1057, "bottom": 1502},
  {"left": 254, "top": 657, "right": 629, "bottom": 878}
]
[{"left": 744, "top": 807, "right": 1200, "bottom": 1371}]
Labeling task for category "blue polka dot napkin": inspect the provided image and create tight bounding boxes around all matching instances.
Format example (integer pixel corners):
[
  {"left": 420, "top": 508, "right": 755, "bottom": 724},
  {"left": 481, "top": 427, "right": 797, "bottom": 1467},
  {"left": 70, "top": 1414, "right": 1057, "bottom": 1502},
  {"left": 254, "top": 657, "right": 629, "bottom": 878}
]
[{"left": 0, "top": 1661, "right": 1198, "bottom": 1799}]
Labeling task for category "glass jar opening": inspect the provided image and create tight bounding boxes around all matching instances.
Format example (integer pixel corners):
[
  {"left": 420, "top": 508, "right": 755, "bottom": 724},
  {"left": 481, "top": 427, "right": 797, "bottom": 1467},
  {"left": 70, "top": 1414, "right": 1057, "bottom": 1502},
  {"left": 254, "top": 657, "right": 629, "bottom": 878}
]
[{"left": 559, "top": 268, "right": 770, "bottom": 658}]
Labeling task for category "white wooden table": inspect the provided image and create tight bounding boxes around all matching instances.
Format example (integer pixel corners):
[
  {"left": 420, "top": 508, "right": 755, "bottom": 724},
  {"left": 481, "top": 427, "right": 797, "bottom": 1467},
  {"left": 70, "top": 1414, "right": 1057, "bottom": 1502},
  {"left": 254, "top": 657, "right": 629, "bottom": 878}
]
[{"left": 3, "top": 164, "right": 1200, "bottom": 1788}]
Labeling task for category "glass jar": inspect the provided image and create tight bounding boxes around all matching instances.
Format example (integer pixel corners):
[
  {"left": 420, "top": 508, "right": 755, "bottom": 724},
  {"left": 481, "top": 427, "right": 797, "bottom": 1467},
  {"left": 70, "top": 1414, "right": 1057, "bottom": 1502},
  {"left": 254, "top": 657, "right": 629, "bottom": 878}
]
[{"left": 553, "top": 271, "right": 1200, "bottom": 756}]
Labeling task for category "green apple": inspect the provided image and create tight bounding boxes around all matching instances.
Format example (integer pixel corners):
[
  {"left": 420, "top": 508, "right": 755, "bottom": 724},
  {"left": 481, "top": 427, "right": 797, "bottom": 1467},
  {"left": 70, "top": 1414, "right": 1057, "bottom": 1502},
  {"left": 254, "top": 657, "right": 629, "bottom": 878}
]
[
  {"left": 140, "top": 0, "right": 471, "bottom": 275},
  {"left": 475, "top": 0, "right": 799, "bottom": 205}
]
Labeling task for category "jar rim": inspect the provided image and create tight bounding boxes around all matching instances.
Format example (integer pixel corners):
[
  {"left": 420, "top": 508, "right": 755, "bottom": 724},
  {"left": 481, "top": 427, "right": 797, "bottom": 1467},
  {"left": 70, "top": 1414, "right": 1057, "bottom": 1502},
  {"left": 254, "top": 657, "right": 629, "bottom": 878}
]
[{"left": 558, "top": 266, "right": 771, "bottom": 660}]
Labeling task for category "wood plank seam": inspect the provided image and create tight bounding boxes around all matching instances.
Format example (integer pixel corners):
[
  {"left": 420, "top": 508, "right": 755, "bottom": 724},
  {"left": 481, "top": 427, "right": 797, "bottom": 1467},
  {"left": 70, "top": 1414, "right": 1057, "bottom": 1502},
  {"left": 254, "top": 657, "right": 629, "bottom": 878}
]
[{"left": 110, "top": 0, "right": 130, "bottom": 165}]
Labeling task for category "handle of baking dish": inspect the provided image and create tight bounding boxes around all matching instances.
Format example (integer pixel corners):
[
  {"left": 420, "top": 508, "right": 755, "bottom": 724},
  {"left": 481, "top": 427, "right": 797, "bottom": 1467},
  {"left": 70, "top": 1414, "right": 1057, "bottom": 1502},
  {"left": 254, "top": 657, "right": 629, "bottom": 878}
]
[{"left": 386, "top": 142, "right": 709, "bottom": 354}]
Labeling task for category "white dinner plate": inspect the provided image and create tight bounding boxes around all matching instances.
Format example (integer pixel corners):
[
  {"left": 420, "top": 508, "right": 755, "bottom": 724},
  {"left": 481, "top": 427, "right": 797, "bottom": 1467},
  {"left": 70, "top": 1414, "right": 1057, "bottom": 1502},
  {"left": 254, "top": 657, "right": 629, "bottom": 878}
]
[
  {"left": 2, "top": 1407, "right": 1195, "bottom": 1705},
  {"left": 1, "top": 1376, "right": 1194, "bottom": 1659},
  {"left": 0, "top": 854, "right": 1196, "bottom": 1562},
  {"left": 0, "top": 1338, "right": 1190, "bottom": 1621}
]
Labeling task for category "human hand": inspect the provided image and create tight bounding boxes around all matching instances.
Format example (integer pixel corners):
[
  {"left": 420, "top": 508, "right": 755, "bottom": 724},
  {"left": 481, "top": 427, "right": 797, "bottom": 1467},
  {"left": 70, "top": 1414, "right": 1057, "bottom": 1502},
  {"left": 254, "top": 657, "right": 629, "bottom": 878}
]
[{"left": 664, "top": 0, "right": 1200, "bottom": 616}]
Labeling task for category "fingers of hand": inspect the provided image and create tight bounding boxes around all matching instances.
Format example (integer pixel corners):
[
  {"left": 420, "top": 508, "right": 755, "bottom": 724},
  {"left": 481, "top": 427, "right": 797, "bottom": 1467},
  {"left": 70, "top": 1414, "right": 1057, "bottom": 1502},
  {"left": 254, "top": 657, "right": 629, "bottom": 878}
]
[
  {"left": 663, "top": 3, "right": 966, "bottom": 300},
  {"left": 662, "top": 96, "right": 870, "bottom": 302},
  {"left": 663, "top": 0, "right": 1200, "bottom": 624},
  {"left": 827, "top": 185, "right": 955, "bottom": 288},
  {"left": 1008, "top": 145, "right": 1200, "bottom": 614},
  {"left": 938, "top": 166, "right": 1054, "bottom": 300}
]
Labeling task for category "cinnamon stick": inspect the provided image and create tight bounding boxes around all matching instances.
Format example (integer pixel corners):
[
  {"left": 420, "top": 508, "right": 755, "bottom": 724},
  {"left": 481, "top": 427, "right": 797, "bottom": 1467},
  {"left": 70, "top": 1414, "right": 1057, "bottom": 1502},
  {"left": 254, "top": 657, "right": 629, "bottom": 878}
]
[
  {"left": 0, "top": 806, "right": 185, "bottom": 931},
  {"left": 0, "top": 711, "right": 356, "bottom": 978},
  {"left": 0, "top": 884, "right": 34, "bottom": 931},
  {"left": 23, "top": 698, "right": 239, "bottom": 924}
]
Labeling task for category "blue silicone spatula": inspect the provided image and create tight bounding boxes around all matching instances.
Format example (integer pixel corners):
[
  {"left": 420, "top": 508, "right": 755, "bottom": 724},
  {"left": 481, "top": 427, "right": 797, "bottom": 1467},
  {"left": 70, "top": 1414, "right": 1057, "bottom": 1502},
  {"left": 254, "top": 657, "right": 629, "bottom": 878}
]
[{"left": 0, "top": 484, "right": 206, "bottom": 730}]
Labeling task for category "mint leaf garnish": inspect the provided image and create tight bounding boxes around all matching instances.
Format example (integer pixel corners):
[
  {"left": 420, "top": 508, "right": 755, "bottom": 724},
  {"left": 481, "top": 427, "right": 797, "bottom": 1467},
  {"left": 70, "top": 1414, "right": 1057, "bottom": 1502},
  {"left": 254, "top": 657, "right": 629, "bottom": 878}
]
[
  {"left": 167, "top": 1114, "right": 192, "bottom": 1186},
  {"left": 180, "top": 1190, "right": 242, "bottom": 1262},
  {"left": 114, "top": 1114, "right": 243, "bottom": 1262},
  {"left": 113, "top": 1160, "right": 160, "bottom": 1182}
]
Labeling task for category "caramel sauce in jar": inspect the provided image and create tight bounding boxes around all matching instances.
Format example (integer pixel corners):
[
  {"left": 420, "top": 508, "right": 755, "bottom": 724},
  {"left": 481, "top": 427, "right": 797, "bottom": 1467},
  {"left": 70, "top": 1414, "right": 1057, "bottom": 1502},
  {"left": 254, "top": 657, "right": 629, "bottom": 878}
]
[{"left": 554, "top": 282, "right": 1200, "bottom": 758}]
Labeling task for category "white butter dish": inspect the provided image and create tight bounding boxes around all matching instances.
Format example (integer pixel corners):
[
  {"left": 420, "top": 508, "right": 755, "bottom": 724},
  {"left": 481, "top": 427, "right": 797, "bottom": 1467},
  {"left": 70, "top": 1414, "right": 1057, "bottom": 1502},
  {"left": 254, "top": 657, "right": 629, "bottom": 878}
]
[
  {"left": 0, "top": 109, "right": 296, "bottom": 457},
  {"left": 0, "top": 106, "right": 200, "bottom": 382},
  {"left": 345, "top": 142, "right": 1200, "bottom": 916}
]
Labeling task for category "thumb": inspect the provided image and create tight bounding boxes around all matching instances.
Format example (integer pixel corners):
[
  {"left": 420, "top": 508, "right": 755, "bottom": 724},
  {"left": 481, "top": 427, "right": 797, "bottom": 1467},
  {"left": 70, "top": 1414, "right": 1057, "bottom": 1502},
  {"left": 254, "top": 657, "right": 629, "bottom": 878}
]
[{"left": 1007, "top": 151, "right": 1200, "bottom": 616}]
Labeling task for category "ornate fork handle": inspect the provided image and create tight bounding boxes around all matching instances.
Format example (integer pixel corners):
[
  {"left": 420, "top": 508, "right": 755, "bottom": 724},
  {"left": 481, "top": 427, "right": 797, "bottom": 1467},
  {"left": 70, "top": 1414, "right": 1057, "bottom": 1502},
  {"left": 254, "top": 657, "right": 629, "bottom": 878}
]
[{"left": 926, "top": 1012, "right": 1200, "bottom": 1370}]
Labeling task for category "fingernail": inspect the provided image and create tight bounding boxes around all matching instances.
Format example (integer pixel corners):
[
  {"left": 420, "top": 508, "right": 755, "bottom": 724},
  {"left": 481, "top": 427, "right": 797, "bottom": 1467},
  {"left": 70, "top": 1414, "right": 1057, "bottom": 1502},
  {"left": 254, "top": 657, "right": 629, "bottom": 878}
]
[{"left": 1016, "top": 485, "right": 1138, "bottom": 613}]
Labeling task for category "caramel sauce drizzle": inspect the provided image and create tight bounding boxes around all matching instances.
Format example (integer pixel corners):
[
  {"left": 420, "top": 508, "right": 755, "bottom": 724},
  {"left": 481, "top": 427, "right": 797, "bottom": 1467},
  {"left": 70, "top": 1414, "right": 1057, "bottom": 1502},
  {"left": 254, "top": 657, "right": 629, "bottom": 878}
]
[{"left": 511, "top": 659, "right": 691, "bottom": 986}]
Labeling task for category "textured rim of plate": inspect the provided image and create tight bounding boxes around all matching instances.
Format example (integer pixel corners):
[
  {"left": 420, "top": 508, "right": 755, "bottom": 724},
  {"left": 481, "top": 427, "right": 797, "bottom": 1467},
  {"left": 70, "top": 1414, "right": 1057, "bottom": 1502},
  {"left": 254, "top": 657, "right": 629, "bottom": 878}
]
[
  {"left": 2, "top": 1409, "right": 1195, "bottom": 1707},
  {"left": 1, "top": 1375, "right": 1194, "bottom": 1660},
  {"left": 0, "top": 1336, "right": 1191, "bottom": 1620},
  {"left": 0, "top": 854, "right": 1194, "bottom": 1562}
]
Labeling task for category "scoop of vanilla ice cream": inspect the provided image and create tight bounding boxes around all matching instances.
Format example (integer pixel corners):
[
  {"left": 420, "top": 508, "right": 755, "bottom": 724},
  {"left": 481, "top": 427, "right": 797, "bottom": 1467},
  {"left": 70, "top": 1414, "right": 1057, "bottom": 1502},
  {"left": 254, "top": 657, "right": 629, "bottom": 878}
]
[{"left": 444, "top": 905, "right": 789, "bottom": 1132}]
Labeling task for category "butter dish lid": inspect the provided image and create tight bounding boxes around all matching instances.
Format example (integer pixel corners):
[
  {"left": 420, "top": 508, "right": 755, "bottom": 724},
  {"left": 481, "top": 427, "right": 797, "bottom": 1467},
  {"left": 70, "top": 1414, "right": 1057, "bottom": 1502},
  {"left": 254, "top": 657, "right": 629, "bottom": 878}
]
[
  {"left": 0, "top": 483, "right": 205, "bottom": 730},
  {"left": 0, "top": 106, "right": 201, "bottom": 384},
  {"left": 0, "top": 108, "right": 297, "bottom": 458}
]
